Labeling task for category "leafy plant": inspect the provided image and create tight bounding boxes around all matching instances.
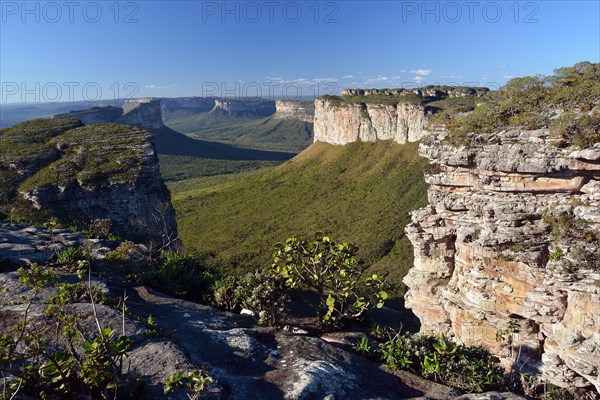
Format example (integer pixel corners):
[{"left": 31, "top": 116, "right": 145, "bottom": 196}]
[
  {"left": 164, "top": 369, "right": 212, "bottom": 400},
  {"left": 379, "top": 332, "right": 505, "bottom": 393},
  {"left": 272, "top": 232, "right": 389, "bottom": 329},
  {"left": 352, "top": 335, "right": 373, "bottom": 357},
  {"left": 212, "top": 275, "right": 239, "bottom": 311},
  {"left": 0, "top": 264, "right": 137, "bottom": 399},
  {"left": 135, "top": 315, "right": 159, "bottom": 338},
  {"left": 86, "top": 219, "right": 115, "bottom": 240},
  {"left": 548, "top": 247, "right": 563, "bottom": 261}
]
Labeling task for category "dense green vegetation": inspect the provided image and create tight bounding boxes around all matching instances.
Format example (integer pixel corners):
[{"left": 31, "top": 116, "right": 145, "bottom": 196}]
[
  {"left": 353, "top": 325, "right": 580, "bottom": 399},
  {"left": 0, "top": 118, "right": 81, "bottom": 159},
  {"left": 443, "top": 62, "right": 600, "bottom": 145},
  {"left": 158, "top": 154, "right": 281, "bottom": 182},
  {"left": 171, "top": 140, "right": 428, "bottom": 295}
]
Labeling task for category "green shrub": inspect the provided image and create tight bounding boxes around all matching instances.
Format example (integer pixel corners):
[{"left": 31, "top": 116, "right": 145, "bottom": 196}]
[
  {"left": 151, "top": 252, "right": 219, "bottom": 303},
  {"left": 104, "top": 241, "right": 144, "bottom": 264},
  {"left": 272, "top": 232, "right": 389, "bottom": 329},
  {"left": 86, "top": 219, "right": 115, "bottom": 240},
  {"left": 56, "top": 246, "right": 87, "bottom": 272},
  {"left": 443, "top": 62, "right": 600, "bottom": 146},
  {"left": 164, "top": 369, "right": 212, "bottom": 400},
  {"left": 234, "top": 270, "right": 289, "bottom": 326},
  {"left": 46, "top": 282, "right": 108, "bottom": 310}
]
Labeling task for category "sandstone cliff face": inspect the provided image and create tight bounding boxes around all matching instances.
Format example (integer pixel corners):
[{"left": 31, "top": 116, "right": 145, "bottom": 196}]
[
  {"left": 273, "top": 100, "right": 314, "bottom": 123},
  {"left": 120, "top": 98, "right": 165, "bottom": 129},
  {"left": 404, "top": 129, "right": 600, "bottom": 391},
  {"left": 313, "top": 99, "right": 430, "bottom": 145}
]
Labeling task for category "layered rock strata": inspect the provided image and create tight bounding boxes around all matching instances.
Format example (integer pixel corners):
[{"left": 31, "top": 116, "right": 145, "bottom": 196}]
[
  {"left": 273, "top": 100, "right": 314, "bottom": 123},
  {"left": 404, "top": 129, "right": 600, "bottom": 392}
]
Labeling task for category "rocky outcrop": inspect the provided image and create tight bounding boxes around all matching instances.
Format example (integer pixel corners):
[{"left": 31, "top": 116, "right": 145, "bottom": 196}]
[
  {"left": 404, "top": 129, "right": 600, "bottom": 392},
  {"left": 273, "top": 100, "right": 314, "bottom": 123},
  {"left": 0, "top": 120, "right": 177, "bottom": 248},
  {"left": 313, "top": 99, "right": 430, "bottom": 145},
  {"left": 212, "top": 99, "right": 276, "bottom": 116}
]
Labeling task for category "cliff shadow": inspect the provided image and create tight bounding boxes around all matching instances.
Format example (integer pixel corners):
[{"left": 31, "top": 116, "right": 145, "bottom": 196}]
[{"left": 151, "top": 127, "right": 295, "bottom": 161}]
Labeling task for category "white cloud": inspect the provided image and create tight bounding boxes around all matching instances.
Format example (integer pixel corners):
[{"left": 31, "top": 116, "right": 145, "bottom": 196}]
[
  {"left": 413, "top": 76, "right": 426, "bottom": 83},
  {"left": 365, "top": 75, "right": 389, "bottom": 83},
  {"left": 410, "top": 69, "right": 432, "bottom": 76},
  {"left": 440, "top": 72, "right": 460, "bottom": 79},
  {"left": 499, "top": 64, "right": 509, "bottom": 69},
  {"left": 145, "top": 84, "right": 177, "bottom": 89},
  {"left": 342, "top": 75, "right": 354, "bottom": 79},
  {"left": 503, "top": 75, "right": 515, "bottom": 80}
]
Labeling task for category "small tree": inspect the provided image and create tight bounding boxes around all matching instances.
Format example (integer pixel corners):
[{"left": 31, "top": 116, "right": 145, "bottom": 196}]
[{"left": 272, "top": 232, "right": 388, "bottom": 328}]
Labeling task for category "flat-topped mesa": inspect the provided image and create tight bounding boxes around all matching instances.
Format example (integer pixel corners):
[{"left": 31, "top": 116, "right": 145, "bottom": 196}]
[
  {"left": 341, "top": 86, "right": 489, "bottom": 98},
  {"left": 404, "top": 129, "right": 600, "bottom": 392},
  {"left": 212, "top": 98, "right": 276, "bottom": 116},
  {"left": 314, "top": 86, "right": 488, "bottom": 145},
  {"left": 273, "top": 100, "right": 314, "bottom": 123},
  {"left": 121, "top": 98, "right": 164, "bottom": 129},
  {"left": 54, "top": 98, "right": 165, "bottom": 130}
]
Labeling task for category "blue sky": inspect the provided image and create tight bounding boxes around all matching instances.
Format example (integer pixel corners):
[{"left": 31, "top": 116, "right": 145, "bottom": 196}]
[{"left": 1, "top": 0, "right": 599, "bottom": 102}]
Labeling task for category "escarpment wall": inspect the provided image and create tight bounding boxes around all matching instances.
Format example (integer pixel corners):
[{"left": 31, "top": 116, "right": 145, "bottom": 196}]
[
  {"left": 404, "top": 129, "right": 600, "bottom": 391},
  {"left": 313, "top": 99, "right": 430, "bottom": 145},
  {"left": 273, "top": 100, "right": 314, "bottom": 123},
  {"left": 120, "top": 98, "right": 164, "bottom": 129},
  {"left": 212, "top": 99, "right": 276, "bottom": 116}
]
